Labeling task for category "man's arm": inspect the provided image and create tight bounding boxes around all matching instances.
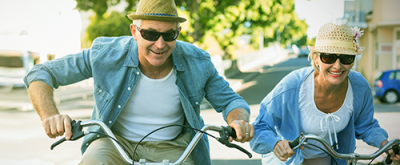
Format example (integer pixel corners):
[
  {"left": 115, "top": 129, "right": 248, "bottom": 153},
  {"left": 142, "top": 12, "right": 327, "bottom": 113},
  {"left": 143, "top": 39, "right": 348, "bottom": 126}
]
[
  {"left": 227, "top": 108, "right": 254, "bottom": 143},
  {"left": 28, "top": 81, "right": 72, "bottom": 140}
]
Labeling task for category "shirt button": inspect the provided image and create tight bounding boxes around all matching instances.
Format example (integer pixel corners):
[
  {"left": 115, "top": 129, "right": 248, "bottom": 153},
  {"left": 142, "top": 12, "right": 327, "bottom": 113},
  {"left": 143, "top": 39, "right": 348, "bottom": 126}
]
[
  {"left": 136, "top": 72, "right": 140, "bottom": 75},
  {"left": 86, "top": 143, "right": 89, "bottom": 146},
  {"left": 128, "top": 87, "right": 131, "bottom": 90},
  {"left": 195, "top": 102, "right": 199, "bottom": 105},
  {"left": 118, "top": 105, "right": 121, "bottom": 108},
  {"left": 99, "top": 89, "right": 102, "bottom": 93},
  {"left": 109, "top": 121, "right": 112, "bottom": 124}
]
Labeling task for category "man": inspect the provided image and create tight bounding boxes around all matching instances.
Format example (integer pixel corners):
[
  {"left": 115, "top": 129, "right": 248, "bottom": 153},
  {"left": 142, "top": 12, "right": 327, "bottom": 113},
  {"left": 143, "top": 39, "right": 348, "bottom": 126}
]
[{"left": 24, "top": 0, "right": 253, "bottom": 164}]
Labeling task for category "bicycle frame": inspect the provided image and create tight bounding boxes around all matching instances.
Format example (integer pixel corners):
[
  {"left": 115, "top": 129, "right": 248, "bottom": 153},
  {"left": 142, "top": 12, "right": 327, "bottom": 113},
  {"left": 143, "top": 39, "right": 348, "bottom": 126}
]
[
  {"left": 290, "top": 133, "right": 400, "bottom": 165},
  {"left": 51, "top": 120, "right": 252, "bottom": 165}
]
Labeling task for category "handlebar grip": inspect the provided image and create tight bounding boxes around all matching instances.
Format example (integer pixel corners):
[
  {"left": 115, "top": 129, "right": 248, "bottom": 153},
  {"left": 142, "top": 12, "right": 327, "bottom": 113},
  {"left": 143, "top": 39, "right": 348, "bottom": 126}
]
[
  {"left": 51, "top": 137, "right": 66, "bottom": 150},
  {"left": 50, "top": 120, "right": 85, "bottom": 150},
  {"left": 227, "top": 126, "right": 237, "bottom": 139},
  {"left": 385, "top": 144, "right": 399, "bottom": 164},
  {"left": 218, "top": 126, "right": 251, "bottom": 158},
  {"left": 289, "top": 137, "right": 300, "bottom": 149}
]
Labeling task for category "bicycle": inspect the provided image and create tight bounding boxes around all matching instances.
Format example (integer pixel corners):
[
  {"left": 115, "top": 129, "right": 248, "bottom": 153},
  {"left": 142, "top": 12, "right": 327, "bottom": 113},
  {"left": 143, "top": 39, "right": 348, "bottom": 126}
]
[
  {"left": 289, "top": 133, "right": 400, "bottom": 165},
  {"left": 50, "top": 120, "right": 253, "bottom": 165}
]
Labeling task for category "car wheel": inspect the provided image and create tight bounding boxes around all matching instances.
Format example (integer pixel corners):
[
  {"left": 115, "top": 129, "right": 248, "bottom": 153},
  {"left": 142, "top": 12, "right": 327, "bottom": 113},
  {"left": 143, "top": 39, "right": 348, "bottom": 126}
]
[
  {"left": 379, "top": 97, "right": 386, "bottom": 103},
  {"left": 383, "top": 90, "right": 399, "bottom": 104}
]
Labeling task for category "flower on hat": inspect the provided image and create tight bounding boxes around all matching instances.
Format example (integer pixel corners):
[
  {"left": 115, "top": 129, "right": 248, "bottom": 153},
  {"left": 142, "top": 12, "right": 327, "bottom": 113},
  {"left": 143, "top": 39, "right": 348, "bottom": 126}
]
[{"left": 351, "top": 27, "right": 365, "bottom": 54}]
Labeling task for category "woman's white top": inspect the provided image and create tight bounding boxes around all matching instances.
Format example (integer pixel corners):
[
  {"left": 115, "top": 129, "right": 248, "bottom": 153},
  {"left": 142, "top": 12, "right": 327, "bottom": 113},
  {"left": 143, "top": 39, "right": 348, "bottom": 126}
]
[
  {"left": 298, "top": 73, "right": 353, "bottom": 159},
  {"left": 113, "top": 68, "right": 185, "bottom": 142}
]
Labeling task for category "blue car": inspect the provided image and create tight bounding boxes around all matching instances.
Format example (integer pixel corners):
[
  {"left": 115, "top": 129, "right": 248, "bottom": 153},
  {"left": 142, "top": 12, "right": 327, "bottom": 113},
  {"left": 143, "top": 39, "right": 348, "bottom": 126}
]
[{"left": 373, "top": 69, "right": 400, "bottom": 104}]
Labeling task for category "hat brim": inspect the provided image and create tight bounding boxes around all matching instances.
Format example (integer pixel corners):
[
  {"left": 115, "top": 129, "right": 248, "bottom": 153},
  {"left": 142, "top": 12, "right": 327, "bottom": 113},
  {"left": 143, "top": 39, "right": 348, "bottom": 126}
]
[
  {"left": 127, "top": 14, "right": 186, "bottom": 23},
  {"left": 308, "top": 46, "right": 362, "bottom": 55}
]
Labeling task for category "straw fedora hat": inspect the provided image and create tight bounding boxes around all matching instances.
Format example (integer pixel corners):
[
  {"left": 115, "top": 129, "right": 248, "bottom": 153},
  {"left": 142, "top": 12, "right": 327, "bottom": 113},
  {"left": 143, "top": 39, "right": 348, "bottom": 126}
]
[
  {"left": 308, "top": 23, "right": 364, "bottom": 55},
  {"left": 127, "top": 0, "right": 186, "bottom": 23}
]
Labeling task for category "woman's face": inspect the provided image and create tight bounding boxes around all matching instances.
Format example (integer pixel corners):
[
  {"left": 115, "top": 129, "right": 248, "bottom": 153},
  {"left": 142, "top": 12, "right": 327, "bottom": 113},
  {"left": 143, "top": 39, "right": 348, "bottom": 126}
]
[{"left": 315, "top": 53, "right": 354, "bottom": 86}]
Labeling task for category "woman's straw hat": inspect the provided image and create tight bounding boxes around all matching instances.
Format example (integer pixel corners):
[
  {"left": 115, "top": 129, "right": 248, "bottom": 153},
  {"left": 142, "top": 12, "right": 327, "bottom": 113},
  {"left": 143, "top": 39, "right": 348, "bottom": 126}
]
[
  {"left": 127, "top": 0, "right": 186, "bottom": 23},
  {"left": 308, "top": 23, "right": 364, "bottom": 55}
]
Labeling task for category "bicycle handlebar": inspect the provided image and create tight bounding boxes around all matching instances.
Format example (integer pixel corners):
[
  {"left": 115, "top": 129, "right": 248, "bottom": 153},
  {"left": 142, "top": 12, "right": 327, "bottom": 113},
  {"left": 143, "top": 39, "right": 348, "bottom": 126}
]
[
  {"left": 51, "top": 120, "right": 252, "bottom": 165},
  {"left": 288, "top": 133, "right": 400, "bottom": 164}
]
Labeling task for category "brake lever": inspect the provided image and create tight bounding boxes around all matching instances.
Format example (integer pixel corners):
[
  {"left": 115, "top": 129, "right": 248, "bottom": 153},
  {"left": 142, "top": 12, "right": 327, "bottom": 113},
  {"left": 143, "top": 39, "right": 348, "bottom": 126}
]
[
  {"left": 50, "top": 120, "right": 85, "bottom": 150},
  {"left": 217, "top": 126, "right": 252, "bottom": 158}
]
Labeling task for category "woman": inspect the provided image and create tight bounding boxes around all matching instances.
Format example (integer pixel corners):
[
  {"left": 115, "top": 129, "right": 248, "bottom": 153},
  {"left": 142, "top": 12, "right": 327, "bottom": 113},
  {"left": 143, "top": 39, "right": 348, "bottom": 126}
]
[{"left": 250, "top": 23, "right": 400, "bottom": 165}]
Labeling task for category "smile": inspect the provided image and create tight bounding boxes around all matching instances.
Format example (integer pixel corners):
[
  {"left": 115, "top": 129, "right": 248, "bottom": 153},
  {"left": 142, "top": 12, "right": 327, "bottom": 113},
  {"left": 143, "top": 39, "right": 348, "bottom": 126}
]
[
  {"left": 150, "top": 49, "right": 166, "bottom": 55},
  {"left": 328, "top": 71, "right": 344, "bottom": 76}
]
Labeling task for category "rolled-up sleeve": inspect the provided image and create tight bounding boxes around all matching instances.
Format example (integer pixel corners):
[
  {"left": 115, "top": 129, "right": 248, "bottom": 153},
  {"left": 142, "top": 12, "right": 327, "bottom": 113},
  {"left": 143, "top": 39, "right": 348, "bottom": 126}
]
[{"left": 203, "top": 61, "right": 250, "bottom": 121}]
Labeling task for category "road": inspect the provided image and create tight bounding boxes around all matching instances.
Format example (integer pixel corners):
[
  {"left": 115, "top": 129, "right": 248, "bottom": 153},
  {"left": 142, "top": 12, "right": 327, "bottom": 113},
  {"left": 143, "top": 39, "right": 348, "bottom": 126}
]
[{"left": 0, "top": 56, "right": 399, "bottom": 165}]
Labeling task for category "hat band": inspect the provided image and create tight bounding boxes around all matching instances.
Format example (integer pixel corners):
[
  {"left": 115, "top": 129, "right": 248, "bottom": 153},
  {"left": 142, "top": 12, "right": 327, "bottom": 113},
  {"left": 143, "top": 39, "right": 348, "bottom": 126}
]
[
  {"left": 315, "top": 40, "right": 353, "bottom": 49},
  {"left": 141, "top": 13, "right": 178, "bottom": 17}
]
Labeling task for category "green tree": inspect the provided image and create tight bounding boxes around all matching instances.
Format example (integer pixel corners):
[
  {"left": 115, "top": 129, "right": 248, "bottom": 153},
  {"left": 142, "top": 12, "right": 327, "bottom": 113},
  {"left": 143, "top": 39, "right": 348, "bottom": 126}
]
[
  {"left": 175, "top": 0, "right": 308, "bottom": 59},
  {"left": 76, "top": 0, "right": 136, "bottom": 18},
  {"left": 75, "top": 0, "right": 308, "bottom": 59},
  {"left": 85, "top": 11, "right": 132, "bottom": 42}
]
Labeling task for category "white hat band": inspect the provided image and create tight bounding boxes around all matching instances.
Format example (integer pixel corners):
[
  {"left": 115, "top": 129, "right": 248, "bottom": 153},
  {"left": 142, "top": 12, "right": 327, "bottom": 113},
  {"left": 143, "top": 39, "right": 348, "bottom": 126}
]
[{"left": 315, "top": 40, "right": 353, "bottom": 49}]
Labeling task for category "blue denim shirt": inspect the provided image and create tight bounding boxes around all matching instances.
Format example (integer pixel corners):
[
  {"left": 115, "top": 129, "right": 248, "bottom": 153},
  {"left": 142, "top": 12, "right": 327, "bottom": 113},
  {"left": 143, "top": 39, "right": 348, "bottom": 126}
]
[
  {"left": 250, "top": 67, "right": 388, "bottom": 165},
  {"left": 24, "top": 36, "right": 250, "bottom": 164}
]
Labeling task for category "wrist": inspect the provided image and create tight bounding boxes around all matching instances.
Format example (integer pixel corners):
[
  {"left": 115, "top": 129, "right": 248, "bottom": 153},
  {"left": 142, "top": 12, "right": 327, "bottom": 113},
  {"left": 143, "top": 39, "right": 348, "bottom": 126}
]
[{"left": 380, "top": 140, "right": 389, "bottom": 148}]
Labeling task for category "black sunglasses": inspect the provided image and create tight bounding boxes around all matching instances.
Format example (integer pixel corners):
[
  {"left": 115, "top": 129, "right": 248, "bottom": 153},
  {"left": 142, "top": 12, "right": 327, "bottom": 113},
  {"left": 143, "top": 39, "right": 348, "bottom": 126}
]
[
  {"left": 135, "top": 25, "right": 179, "bottom": 42},
  {"left": 318, "top": 53, "right": 355, "bottom": 65}
]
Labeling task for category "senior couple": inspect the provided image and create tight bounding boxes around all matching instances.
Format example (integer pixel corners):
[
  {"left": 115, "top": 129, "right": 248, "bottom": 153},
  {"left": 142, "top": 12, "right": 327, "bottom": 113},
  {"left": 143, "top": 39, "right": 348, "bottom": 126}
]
[{"left": 24, "top": 0, "right": 399, "bottom": 164}]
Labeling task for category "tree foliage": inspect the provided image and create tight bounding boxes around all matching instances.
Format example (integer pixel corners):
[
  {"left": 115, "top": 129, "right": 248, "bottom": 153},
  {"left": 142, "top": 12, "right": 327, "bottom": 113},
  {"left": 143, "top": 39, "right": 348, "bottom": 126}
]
[
  {"left": 86, "top": 11, "right": 132, "bottom": 42},
  {"left": 75, "top": 0, "right": 308, "bottom": 59}
]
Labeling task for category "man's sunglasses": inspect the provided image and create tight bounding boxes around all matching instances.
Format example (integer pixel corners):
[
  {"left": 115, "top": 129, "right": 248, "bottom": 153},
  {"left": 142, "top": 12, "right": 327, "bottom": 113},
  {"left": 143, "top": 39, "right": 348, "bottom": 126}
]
[
  {"left": 135, "top": 25, "right": 179, "bottom": 42},
  {"left": 318, "top": 53, "right": 355, "bottom": 65}
]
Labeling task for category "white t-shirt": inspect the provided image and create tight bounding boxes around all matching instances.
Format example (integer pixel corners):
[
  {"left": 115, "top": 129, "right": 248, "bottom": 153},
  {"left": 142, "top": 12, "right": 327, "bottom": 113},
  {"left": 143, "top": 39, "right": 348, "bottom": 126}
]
[
  {"left": 299, "top": 73, "right": 353, "bottom": 159},
  {"left": 113, "top": 68, "right": 184, "bottom": 142}
]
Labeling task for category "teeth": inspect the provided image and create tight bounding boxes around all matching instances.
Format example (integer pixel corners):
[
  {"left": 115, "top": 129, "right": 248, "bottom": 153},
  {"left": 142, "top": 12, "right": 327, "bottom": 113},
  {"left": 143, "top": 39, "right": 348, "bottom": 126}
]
[{"left": 329, "top": 71, "right": 342, "bottom": 75}]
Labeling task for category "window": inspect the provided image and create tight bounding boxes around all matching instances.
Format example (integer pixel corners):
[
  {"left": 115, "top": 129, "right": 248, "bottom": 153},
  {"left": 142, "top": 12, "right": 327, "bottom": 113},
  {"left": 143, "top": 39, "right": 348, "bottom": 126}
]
[
  {"left": 397, "top": 31, "right": 400, "bottom": 40},
  {"left": 389, "top": 72, "right": 395, "bottom": 79},
  {"left": 396, "top": 71, "right": 400, "bottom": 80}
]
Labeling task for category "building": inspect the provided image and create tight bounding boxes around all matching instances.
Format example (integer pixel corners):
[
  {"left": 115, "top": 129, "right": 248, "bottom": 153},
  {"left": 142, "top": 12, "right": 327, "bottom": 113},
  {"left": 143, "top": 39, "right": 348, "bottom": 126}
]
[{"left": 342, "top": 0, "right": 400, "bottom": 86}]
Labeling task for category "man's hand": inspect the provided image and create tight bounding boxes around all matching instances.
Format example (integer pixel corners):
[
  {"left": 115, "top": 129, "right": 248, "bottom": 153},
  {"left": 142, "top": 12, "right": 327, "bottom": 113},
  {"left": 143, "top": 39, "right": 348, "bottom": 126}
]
[
  {"left": 228, "top": 119, "right": 254, "bottom": 143},
  {"left": 42, "top": 114, "right": 73, "bottom": 140},
  {"left": 28, "top": 81, "right": 73, "bottom": 140},
  {"left": 226, "top": 108, "right": 254, "bottom": 143}
]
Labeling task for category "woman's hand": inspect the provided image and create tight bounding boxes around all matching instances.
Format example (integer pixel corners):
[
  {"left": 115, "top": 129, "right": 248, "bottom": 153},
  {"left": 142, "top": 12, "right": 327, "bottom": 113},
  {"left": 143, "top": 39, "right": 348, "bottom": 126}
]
[
  {"left": 387, "top": 149, "right": 400, "bottom": 164},
  {"left": 273, "top": 139, "right": 304, "bottom": 161},
  {"left": 381, "top": 140, "right": 400, "bottom": 164}
]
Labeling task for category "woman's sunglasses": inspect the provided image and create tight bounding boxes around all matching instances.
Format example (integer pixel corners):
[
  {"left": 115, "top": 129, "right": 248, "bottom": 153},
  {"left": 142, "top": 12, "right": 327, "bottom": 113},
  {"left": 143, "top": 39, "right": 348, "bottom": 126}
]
[
  {"left": 317, "top": 53, "right": 355, "bottom": 65},
  {"left": 135, "top": 26, "right": 179, "bottom": 42}
]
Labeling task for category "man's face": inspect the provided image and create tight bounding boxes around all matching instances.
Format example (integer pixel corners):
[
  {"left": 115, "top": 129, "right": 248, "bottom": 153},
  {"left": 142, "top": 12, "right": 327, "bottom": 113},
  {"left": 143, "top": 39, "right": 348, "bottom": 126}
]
[{"left": 131, "top": 20, "right": 180, "bottom": 68}]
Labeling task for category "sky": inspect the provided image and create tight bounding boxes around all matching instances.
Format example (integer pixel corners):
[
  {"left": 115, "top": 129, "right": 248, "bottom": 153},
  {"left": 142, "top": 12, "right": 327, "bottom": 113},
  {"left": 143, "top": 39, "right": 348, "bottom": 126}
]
[
  {"left": 0, "top": 0, "right": 345, "bottom": 54},
  {"left": 0, "top": 0, "right": 81, "bottom": 57},
  {"left": 294, "top": 0, "right": 345, "bottom": 38}
]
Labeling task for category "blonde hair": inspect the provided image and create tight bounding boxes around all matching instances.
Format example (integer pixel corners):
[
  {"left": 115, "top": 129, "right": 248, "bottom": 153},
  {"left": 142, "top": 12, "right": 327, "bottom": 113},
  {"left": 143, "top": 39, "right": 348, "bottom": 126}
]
[{"left": 308, "top": 50, "right": 319, "bottom": 71}]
